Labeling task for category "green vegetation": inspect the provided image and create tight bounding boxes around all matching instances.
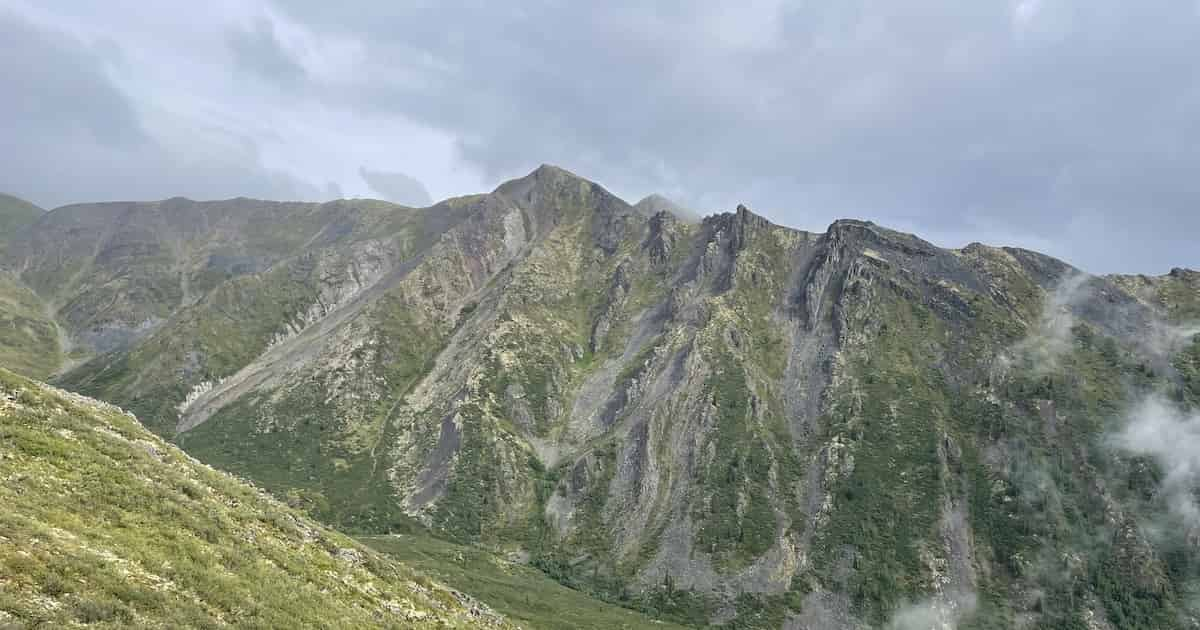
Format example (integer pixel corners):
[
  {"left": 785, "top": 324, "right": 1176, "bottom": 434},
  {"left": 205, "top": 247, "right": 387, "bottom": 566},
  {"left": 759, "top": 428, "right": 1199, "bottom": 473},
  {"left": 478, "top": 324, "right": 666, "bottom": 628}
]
[
  {"left": 176, "top": 381, "right": 409, "bottom": 534},
  {"left": 1176, "top": 335, "right": 1200, "bottom": 404},
  {"left": 176, "top": 289, "right": 454, "bottom": 533},
  {"left": 816, "top": 296, "right": 946, "bottom": 621},
  {"left": 0, "top": 272, "right": 60, "bottom": 379},
  {"left": 5, "top": 168, "right": 1200, "bottom": 629},
  {"left": 0, "top": 368, "right": 512, "bottom": 629},
  {"left": 431, "top": 403, "right": 520, "bottom": 542},
  {"left": 361, "top": 532, "right": 690, "bottom": 630},
  {"left": 1158, "top": 271, "right": 1200, "bottom": 322},
  {"left": 950, "top": 318, "right": 1194, "bottom": 628},
  {"left": 694, "top": 358, "right": 776, "bottom": 565}
]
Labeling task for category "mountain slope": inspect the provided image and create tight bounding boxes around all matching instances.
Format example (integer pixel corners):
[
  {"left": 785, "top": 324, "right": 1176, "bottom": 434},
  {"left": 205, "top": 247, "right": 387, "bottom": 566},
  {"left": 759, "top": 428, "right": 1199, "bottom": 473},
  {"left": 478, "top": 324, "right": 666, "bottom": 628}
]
[
  {"left": 0, "top": 193, "right": 42, "bottom": 242},
  {"left": 0, "top": 271, "right": 61, "bottom": 379},
  {"left": 7, "top": 165, "right": 1200, "bottom": 628},
  {"left": 0, "top": 196, "right": 429, "bottom": 362},
  {"left": 0, "top": 368, "right": 513, "bottom": 629},
  {"left": 360, "top": 532, "right": 690, "bottom": 630}
]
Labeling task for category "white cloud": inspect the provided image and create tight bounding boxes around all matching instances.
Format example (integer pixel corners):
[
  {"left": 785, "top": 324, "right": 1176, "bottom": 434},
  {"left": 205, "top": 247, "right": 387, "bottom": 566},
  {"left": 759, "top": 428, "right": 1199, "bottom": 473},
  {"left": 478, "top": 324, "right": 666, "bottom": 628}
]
[
  {"left": 1006, "top": 272, "right": 1091, "bottom": 372},
  {"left": 1112, "top": 396, "right": 1200, "bottom": 519},
  {"left": 886, "top": 592, "right": 978, "bottom": 630}
]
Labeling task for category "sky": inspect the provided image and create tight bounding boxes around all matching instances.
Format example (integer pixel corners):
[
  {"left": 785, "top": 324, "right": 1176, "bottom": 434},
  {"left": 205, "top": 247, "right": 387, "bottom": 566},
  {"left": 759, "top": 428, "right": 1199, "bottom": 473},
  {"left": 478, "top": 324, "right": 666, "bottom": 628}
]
[{"left": 2, "top": 1, "right": 1198, "bottom": 274}]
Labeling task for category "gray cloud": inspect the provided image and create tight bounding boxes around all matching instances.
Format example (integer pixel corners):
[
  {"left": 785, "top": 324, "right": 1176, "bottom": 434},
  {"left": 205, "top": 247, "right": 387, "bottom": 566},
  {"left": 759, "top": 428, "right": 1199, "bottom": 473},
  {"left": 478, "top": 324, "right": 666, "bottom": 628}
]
[
  {"left": 358, "top": 167, "right": 432, "bottom": 206},
  {"left": 3, "top": 2, "right": 1199, "bottom": 273},
  {"left": 227, "top": 16, "right": 306, "bottom": 86},
  {"left": 263, "top": 0, "right": 1200, "bottom": 273},
  {"left": 0, "top": 8, "right": 321, "bottom": 207}
]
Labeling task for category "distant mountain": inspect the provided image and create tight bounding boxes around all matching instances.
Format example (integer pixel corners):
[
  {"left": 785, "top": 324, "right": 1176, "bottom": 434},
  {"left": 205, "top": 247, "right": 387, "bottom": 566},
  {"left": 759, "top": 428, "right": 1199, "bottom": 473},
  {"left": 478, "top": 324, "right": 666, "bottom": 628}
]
[
  {"left": 0, "top": 368, "right": 513, "bottom": 628},
  {"left": 2, "top": 165, "right": 1199, "bottom": 628},
  {"left": 634, "top": 193, "right": 698, "bottom": 221},
  {"left": 0, "top": 192, "right": 43, "bottom": 240}
]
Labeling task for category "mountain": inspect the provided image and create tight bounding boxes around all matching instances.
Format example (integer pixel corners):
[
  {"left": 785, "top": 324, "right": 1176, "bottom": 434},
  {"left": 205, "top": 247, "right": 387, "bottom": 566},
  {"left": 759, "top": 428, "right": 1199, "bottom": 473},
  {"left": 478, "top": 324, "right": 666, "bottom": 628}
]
[
  {"left": 2, "top": 165, "right": 1199, "bottom": 628},
  {"left": 0, "top": 193, "right": 43, "bottom": 241},
  {"left": 0, "top": 270, "right": 61, "bottom": 379},
  {"left": 634, "top": 193, "right": 698, "bottom": 222},
  {"left": 0, "top": 368, "right": 513, "bottom": 628},
  {"left": 0, "top": 195, "right": 52, "bottom": 377}
]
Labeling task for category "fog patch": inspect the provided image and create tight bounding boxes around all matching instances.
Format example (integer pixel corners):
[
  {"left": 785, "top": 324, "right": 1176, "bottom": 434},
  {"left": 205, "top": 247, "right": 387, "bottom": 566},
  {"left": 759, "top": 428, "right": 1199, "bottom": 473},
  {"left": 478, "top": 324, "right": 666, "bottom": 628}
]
[
  {"left": 1005, "top": 272, "right": 1091, "bottom": 372},
  {"left": 1111, "top": 396, "right": 1200, "bottom": 520},
  {"left": 1140, "top": 321, "right": 1200, "bottom": 364},
  {"left": 359, "top": 166, "right": 432, "bottom": 206},
  {"left": 885, "top": 591, "right": 977, "bottom": 630}
]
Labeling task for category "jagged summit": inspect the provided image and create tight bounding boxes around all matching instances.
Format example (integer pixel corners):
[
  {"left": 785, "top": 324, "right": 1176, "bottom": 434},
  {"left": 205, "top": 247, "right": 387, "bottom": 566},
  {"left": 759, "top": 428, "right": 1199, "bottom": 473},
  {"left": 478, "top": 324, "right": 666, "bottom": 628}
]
[
  {"left": 493, "top": 163, "right": 590, "bottom": 196},
  {"left": 702, "top": 202, "right": 778, "bottom": 231}
]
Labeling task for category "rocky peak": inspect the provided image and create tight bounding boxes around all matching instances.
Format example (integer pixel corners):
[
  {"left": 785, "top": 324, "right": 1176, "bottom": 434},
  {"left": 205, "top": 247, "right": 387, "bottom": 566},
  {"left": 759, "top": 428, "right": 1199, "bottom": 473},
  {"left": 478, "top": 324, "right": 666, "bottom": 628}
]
[
  {"left": 645, "top": 210, "right": 681, "bottom": 265},
  {"left": 701, "top": 204, "right": 774, "bottom": 251},
  {"left": 824, "top": 218, "right": 950, "bottom": 262},
  {"left": 493, "top": 163, "right": 586, "bottom": 202},
  {"left": 1168, "top": 267, "right": 1199, "bottom": 281},
  {"left": 634, "top": 193, "right": 694, "bottom": 221},
  {"left": 494, "top": 164, "right": 637, "bottom": 253}
]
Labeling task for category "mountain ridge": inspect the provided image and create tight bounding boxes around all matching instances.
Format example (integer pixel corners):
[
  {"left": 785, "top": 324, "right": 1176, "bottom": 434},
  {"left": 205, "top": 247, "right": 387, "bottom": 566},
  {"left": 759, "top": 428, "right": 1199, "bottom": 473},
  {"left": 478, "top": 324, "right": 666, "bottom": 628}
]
[
  {"left": 0, "top": 193, "right": 43, "bottom": 244},
  {"left": 1, "top": 165, "right": 1199, "bottom": 628}
]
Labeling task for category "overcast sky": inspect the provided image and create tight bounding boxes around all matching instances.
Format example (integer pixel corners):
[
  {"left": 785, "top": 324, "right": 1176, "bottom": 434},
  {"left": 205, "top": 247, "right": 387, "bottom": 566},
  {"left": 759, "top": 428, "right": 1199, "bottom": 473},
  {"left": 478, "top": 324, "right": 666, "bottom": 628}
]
[{"left": 2, "top": 1, "right": 1198, "bottom": 273}]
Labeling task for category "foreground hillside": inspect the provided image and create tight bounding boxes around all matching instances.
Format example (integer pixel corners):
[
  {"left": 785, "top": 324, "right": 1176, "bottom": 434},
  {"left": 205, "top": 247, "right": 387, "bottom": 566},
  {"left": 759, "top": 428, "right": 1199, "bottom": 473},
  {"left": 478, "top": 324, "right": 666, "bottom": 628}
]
[
  {"left": 1, "top": 166, "right": 1199, "bottom": 627},
  {"left": 0, "top": 368, "right": 512, "bottom": 629}
]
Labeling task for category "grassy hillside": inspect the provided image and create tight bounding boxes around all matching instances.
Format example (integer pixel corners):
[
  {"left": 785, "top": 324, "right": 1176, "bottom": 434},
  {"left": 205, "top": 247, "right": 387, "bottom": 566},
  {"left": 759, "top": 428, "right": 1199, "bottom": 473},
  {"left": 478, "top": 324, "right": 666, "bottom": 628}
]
[
  {"left": 0, "top": 368, "right": 513, "bottom": 629},
  {"left": 361, "top": 533, "right": 689, "bottom": 630}
]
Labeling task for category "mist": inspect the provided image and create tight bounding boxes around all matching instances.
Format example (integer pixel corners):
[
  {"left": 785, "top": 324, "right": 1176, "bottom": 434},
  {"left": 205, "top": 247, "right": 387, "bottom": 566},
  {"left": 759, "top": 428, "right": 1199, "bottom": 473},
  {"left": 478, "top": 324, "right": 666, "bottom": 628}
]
[{"left": 1112, "top": 396, "right": 1200, "bottom": 520}]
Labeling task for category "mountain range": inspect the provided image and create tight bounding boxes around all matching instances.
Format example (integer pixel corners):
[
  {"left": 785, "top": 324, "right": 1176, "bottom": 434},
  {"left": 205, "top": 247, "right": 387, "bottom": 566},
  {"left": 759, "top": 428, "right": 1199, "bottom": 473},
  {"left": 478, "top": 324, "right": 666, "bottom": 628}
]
[{"left": 1, "top": 165, "right": 1198, "bottom": 629}]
